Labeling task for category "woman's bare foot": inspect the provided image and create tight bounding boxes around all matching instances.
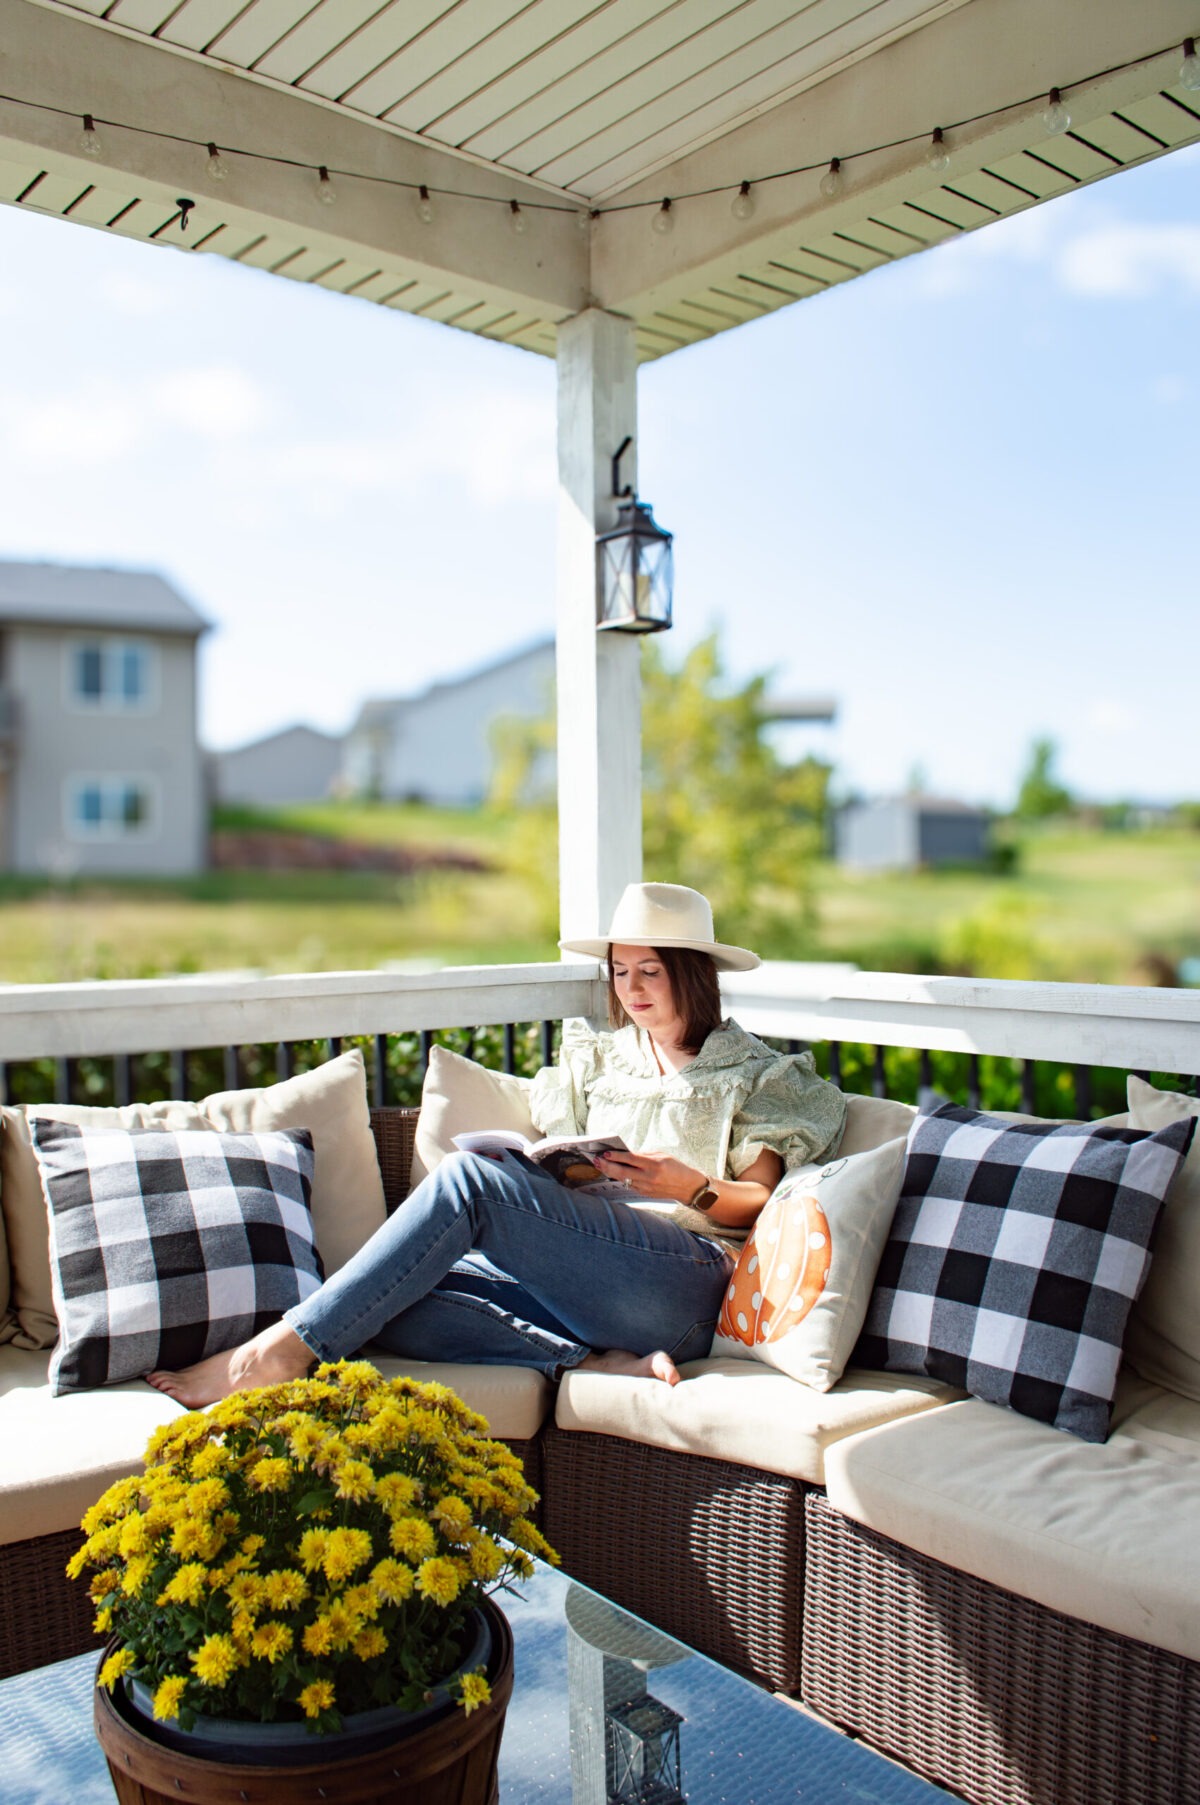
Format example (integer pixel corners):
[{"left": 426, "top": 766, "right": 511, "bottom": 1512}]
[
  {"left": 146, "top": 1321, "right": 314, "bottom": 1408},
  {"left": 578, "top": 1348, "right": 680, "bottom": 1385}
]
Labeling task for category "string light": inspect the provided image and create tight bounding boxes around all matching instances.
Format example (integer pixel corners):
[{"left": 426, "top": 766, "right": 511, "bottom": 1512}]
[
  {"left": 1181, "top": 38, "right": 1200, "bottom": 91},
  {"left": 731, "top": 180, "right": 755, "bottom": 220},
  {"left": 12, "top": 32, "right": 1188, "bottom": 238},
  {"left": 1042, "top": 87, "right": 1071, "bottom": 133}
]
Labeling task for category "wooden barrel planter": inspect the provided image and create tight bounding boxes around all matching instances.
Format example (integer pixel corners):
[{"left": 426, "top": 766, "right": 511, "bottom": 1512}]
[{"left": 94, "top": 1598, "right": 514, "bottom": 1805}]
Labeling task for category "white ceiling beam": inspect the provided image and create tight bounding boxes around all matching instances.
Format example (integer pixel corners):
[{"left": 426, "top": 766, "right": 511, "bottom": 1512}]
[
  {"left": 592, "top": 0, "right": 1200, "bottom": 316},
  {"left": 1, "top": 0, "right": 588, "bottom": 317}
]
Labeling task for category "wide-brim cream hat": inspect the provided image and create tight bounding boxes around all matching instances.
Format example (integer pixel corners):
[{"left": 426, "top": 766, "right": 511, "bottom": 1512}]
[{"left": 559, "top": 882, "right": 760, "bottom": 973}]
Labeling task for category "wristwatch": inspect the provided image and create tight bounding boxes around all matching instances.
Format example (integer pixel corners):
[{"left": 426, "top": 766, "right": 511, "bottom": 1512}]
[{"left": 687, "top": 1180, "right": 719, "bottom": 1212}]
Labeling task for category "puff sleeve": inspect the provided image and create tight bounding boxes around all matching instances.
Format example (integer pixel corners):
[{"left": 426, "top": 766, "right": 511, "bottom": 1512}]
[
  {"left": 726, "top": 1051, "right": 846, "bottom": 1176},
  {"left": 528, "top": 1018, "right": 603, "bottom": 1139}
]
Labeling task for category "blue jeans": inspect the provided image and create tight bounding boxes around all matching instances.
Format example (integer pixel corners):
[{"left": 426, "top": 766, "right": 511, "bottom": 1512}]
[{"left": 284, "top": 1150, "right": 733, "bottom": 1379}]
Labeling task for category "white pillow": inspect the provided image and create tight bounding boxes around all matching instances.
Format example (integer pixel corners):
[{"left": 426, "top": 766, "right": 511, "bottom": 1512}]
[
  {"left": 711, "top": 1138, "right": 906, "bottom": 1390},
  {"left": 1124, "top": 1076, "right": 1200, "bottom": 1402},
  {"left": 411, "top": 1045, "right": 537, "bottom": 1186}
]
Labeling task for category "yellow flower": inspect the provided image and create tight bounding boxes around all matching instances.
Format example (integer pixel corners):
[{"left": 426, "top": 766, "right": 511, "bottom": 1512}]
[
  {"left": 158, "top": 1563, "right": 208, "bottom": 1608},
  {"left": 509, "top": 1517, "right": 554, "bottom": 1558},
  {"left": 184, "top": 1477, "right": 230, "bottom": 1516},
  {"left": 322, "top": 1527, "right": 373, "bottom": 1584},
  {"left": 191, "top": 1634, "right": 239, "bottom": 1687},
  {"left": 98, "top": 1648, "right": 136, "bottom": 1691},
  {"left": 468, "top": 1538, "right": 505, "bottom": 1582},
  {"left": 248, "top": 1456, "right": 292, "bottom": 1493},
  {"left": 117, "top": 1516, "right": 153, "bottom": 1557},
  {"left": 152, "top": 1675, "right": 188, "bottom": 1720},
  {"left": 302, "top": 1618, "right": 335, "bottom": 1657},
  {"left": 189, "top": 1443, "right": 226, "bottom": 1479},
  {"left": 389, "top": 1517, "right": 436, "bottom": 1562},
  {"left": 120, "top": 1555, "right": 154, "bottom": 1597},
  {"left": 353, "top": 1626, "right": 387, "bottom": 1661},
  {"left": 333, "top": 1460, "right": 374, "bottom": 1503},
  {"left": 262, "top": 1568, "right": 308, "bottom": 1611},
  {"left": 226, "top": 1573, "right": 267, "bottom": 1618},
  {"left": 250, "top": 1621, "right": 293, "bottom": 1664},
  {"left": 375, "top": 1472, "right": 418, "bottom": 1513},
  {"left": 297, "top": 1528, "right": 329, "bottom": 1573},
  {"left": 321, "top": 1599, "right": 364, "bottom": 1650},
  {"left": 286, "top": 1420, "right": 324, "bottom": 1460},
  {"left": 431, "top": 1495, "right": 472, "bottom": 1540},
  {"left": 298, "top": 1680, "right": 335, "bottom": 1719},
  {"left": 93, "top": 1603, "right": 115, "bottom": 1635},
  {"left": 328, "top": 1359, "right": 381, "bottom": 1397},
  {"left": 370, "top": 1558, "right": 415, "bottom": 1605},
  {"left": 459, "top": 1671, "right": 492, "bottom": 1716},
  {"left": 241, "top": 1535, "right": 266, "bottom": 1557},
  {"left": 415, "top": 1557, "right": 462, "bottom": 1607},
  {"left": 64, "top": 1544, "right": 90, "bottom": 1581},
  {"left": 89, "top": 1569, "right": 121, "bottom": 1600}
]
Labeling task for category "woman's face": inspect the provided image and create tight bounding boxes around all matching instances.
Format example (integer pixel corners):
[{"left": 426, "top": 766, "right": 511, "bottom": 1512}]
[{"left": 610, "top": 944, "right": 683, "bottom": 1043}]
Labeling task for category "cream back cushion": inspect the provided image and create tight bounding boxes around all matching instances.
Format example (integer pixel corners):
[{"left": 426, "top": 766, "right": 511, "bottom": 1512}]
[
  {"left": 411, "top": 1045, "right": 536, "bottom": 1186},
  {"left": 1124, "top": 1076, "right": 1200, "bottom": 1401},
  {"left": 0, "top": 1050, "right": 384, "bottom": 1350}
]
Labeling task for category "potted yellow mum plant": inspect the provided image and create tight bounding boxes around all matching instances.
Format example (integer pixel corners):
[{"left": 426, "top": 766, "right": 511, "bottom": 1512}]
[{"left": 70, "top": 1360, "right": 555, "bottom": 1803}]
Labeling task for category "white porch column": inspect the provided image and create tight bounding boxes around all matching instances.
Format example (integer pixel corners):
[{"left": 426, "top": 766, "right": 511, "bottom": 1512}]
[{"left": 554, "top": 309, "right": 642, "bottom": 946}]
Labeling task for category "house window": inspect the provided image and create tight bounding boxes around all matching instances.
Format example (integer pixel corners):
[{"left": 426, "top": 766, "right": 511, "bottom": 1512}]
[
  {"left": 67, "top": 777, "right": 156, "bottom": 839},
  {"left": 68, "top": 639, "right": 153, "bottom": 710}
]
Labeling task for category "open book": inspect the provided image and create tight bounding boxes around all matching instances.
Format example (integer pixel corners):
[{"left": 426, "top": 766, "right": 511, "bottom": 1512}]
[{"left": 452, "top": 1130, "right": 632, "bottom": 1194}]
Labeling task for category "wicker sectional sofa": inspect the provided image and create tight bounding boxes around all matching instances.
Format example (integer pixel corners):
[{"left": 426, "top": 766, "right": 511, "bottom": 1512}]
[{"left": 3, "top": 1087, "right": 1199, "bottom": 1805}]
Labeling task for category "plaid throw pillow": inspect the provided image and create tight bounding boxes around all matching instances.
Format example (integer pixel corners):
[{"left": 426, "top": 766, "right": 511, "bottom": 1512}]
[
  {"left": 855, "top": 1101, "right": 1195, "bottom": 1441},
  {"left": 33, "top": 1121, "right": 324, "bottom": 1395}
]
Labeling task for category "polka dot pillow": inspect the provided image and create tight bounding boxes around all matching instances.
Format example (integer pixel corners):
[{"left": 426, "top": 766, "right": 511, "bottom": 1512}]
[{"left": 711, "top": 1138, "right": 907, "bottom": 1389}]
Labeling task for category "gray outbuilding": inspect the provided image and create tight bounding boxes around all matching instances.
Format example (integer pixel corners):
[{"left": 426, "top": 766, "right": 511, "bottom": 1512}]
[{"left": 836, "top": 795, "right": 991, "bottom": 871}]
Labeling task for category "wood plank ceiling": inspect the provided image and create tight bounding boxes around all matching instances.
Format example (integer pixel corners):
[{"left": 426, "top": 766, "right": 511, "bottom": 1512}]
[{"left": 2, "top": 0, "right": 1198, "bottom": 360}]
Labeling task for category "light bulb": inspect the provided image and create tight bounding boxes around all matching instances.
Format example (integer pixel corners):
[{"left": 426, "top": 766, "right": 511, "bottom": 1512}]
[
  {"left": 206, "top": 142, "right": 228, "bottom": 182},
  {"left": 1182, "top": 39, "right": 1200, "bottom": 91},
  {"left": 509, "top": 199, "right": 526, "bottom": 234},
  {"left": 415, "top": 184, "right": 434, "bottom": 224},
  {"left": 731, "top": 180, "right": 755, "bottom": 221},
  {"left": 79, "top": 115, "right": 101, "bottom": 158},
  {"left": 1042, "top": 88, "right": 1070, "bottom": 134},
  {"left": 651, "top": 198, "right": 674, "bottom": 235},
  {"left": 926, "top": 128, "right": 949, "bottom": 175},
  {"left": 317, "top": 165, "right": 336, "bottom": 205},
  {"left": 819, "top": 157, "right": 843, "bottom": 200}
]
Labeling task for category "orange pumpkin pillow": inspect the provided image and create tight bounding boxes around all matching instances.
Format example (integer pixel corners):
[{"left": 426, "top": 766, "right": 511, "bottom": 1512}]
[{"left": 712, "top": 1137, "right": 906, "bottom": 1389}]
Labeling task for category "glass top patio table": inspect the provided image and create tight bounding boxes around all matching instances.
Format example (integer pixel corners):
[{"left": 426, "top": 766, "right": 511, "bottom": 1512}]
[{"left": 1, "top": 1560, "right": 958, "bottom": 1803}]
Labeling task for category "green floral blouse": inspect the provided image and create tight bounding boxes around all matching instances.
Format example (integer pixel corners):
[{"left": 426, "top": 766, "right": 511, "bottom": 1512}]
[{"left": 528, "top": 1018, "right": 846, "bottom": 1243}]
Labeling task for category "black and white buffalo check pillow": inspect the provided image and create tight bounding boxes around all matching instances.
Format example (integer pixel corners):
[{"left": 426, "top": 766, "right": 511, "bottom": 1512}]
[
  {"left": 855, "top": 1101, "right": 1195, "bottom": 1441},
  {"left": 32, "top": 1120, "right": 324, "bottom": 1395}
]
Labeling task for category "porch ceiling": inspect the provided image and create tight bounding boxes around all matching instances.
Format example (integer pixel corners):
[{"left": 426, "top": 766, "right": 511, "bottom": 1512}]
[{"left": 2, "top": 0, "right": 1198, "bottom": 360}]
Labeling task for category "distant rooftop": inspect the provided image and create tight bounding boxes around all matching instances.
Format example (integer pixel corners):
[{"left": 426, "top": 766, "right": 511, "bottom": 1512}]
[{"left": 0, "top": 560, "right": 210, "bottom": 637}]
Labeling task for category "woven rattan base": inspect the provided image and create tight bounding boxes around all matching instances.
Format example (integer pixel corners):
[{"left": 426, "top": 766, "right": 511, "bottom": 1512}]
[
  {"left": 540, "top": 1425, "right": 806, "bottom": 1693},
  {"left": 802, "top": 1492, "right": 1200, "bottom": 1805},
  {"left": 0, "top": 1524, "right": 101, "bottom": 1680}
]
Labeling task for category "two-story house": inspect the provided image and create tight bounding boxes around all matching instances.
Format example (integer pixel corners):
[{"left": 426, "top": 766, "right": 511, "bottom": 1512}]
[{"left": 0, "top": 560, "right": 209, "bottom": 876}]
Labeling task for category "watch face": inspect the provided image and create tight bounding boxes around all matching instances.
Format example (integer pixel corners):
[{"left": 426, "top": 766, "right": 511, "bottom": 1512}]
[{"left": 693, "top": 1186, "right": 718, "bottom": 1212}]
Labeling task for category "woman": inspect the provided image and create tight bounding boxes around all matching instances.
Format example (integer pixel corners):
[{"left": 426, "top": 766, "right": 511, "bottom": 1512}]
[{"left": 149, "top": 884, "right": 845, "bottom": 1406}]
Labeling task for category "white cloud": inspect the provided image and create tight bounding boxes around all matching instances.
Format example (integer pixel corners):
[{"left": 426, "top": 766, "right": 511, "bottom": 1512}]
[
  {"left": 152, "top": 366, "right": 270, "bottom": 435},
  {"left": 1056, "top": 224, "right": 1200, "bottom": 297},
  {"left": 6, "top": 382, "right": 145, "bottom": 466},
  {"left": 1086, "top": 699, "right": 1138, "bottom": 736},
  {"left": 1151, "top": 372, "right": 1187, "bottom": 404}
]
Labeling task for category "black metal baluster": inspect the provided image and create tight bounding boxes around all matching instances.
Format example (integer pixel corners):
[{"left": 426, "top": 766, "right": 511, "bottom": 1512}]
[
  {"left": 0, "top": 1061, "right": 7, "bottom": 1106},
  {"left": 113, "top": 1053, "right": 132, "bottom": 1108},
  {"left": 55, "top": 1057, "right": 72, "bottom": 1103},
  {"left": 503, "top": 1024, "right": 516, "bottom": 1075},
  {"left": 327, "top": 1036, "right": 342, "bottom": 1062},
  {"left": 872, "top": 1046, "right": 887, "bottom": 1099},
  {"left": 373, "top": 1034, "right": 389, "bottom": 1108},
  {"left": 420, "top": 1031, "right": 433, "bottom": 1077},
  {"left": 1131, "top": 1069, "right": 1150, "bottom": 1085},
  {"left": 1073, "top": 1065, "right": 1093, "bottom": 1120},
  {"left": 276, "top": 1041, "right": 295, "bottom": 1084},
  {"left": 171, "top": 1049, "right": 188, "bottom": 1100},
  {"left": 967, "top": 1056, "right": 981, "bottom": 1110},
  {"left": 223, "top": 1045, "right": 240, "bottom": 1090},
  {"left": 918, "top": 1049, "right": 934, "bottom": 1108},
  {"left": 1020, "top": 1059, "right": 1037, "bottom": 1114},
  {"left": 827, "top": 1041, "right": 842, "bottom": 1088},
  {"left": 461, "top": 1031, "right": 475, "bottom": 1063},
  {"left": 540, "top": 1021, "right": 555, "bottom": 1069}
]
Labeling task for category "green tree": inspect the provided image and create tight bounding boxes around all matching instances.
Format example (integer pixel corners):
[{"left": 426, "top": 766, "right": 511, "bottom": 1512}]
[
  {"left": 1014, "top": 737, "right": 1072, "bottom": 821},
  {"left": 489, "top": 633, "right": 831, "bottom": 954}
]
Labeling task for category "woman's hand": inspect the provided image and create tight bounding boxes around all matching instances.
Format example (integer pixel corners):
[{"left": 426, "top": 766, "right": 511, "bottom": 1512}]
[{"left": 592, "top": 1149, "right": 703, "bottom": 1203}]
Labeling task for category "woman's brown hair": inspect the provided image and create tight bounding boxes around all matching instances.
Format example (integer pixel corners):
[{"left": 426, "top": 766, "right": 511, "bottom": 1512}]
[{"left": 606, "top": 945, "right": 723, "bottom": 1051}]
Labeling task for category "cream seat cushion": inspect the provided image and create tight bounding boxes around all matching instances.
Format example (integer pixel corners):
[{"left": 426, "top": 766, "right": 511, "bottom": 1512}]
[
  {"left": 0, "top": 1345, "right": 551, "bottom": 1546},
  {"left": 555, "top": 1357, "right": 960, "bottom": 1486},
  {"left": 823, "top": 1370, "right": 1200, "bottom": 1662}
]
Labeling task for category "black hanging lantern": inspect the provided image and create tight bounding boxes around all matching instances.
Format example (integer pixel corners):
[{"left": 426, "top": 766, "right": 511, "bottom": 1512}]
[{"left": 595, "top": 437, "right": 674, "bottom": 633}]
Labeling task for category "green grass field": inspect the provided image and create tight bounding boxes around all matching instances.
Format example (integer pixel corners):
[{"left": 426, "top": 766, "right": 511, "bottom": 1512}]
[{"left": 1, "top": 805, "right": 1197, "bottom": 987}]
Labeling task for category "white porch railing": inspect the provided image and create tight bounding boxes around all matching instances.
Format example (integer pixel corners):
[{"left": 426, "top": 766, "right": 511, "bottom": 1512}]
[{"left": 0, "top": 961, "right": 1197, "bottom": 1079}]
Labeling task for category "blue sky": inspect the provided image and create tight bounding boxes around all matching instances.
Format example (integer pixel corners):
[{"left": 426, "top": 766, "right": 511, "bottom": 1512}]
[{"left": 0, "top": 140, "right": 1196, "bottom": 808}]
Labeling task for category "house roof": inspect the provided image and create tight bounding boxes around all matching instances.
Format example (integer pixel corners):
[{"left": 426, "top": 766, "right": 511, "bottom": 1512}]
[
  {"left": 1, "top": 1, "right": 1196, "bottom": 362},
  {"left": 0, "top": 560, "right": 210, "bottom": 637},
  {"left": 350, "top": 636, "right": 555, "bottom": 731}
]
